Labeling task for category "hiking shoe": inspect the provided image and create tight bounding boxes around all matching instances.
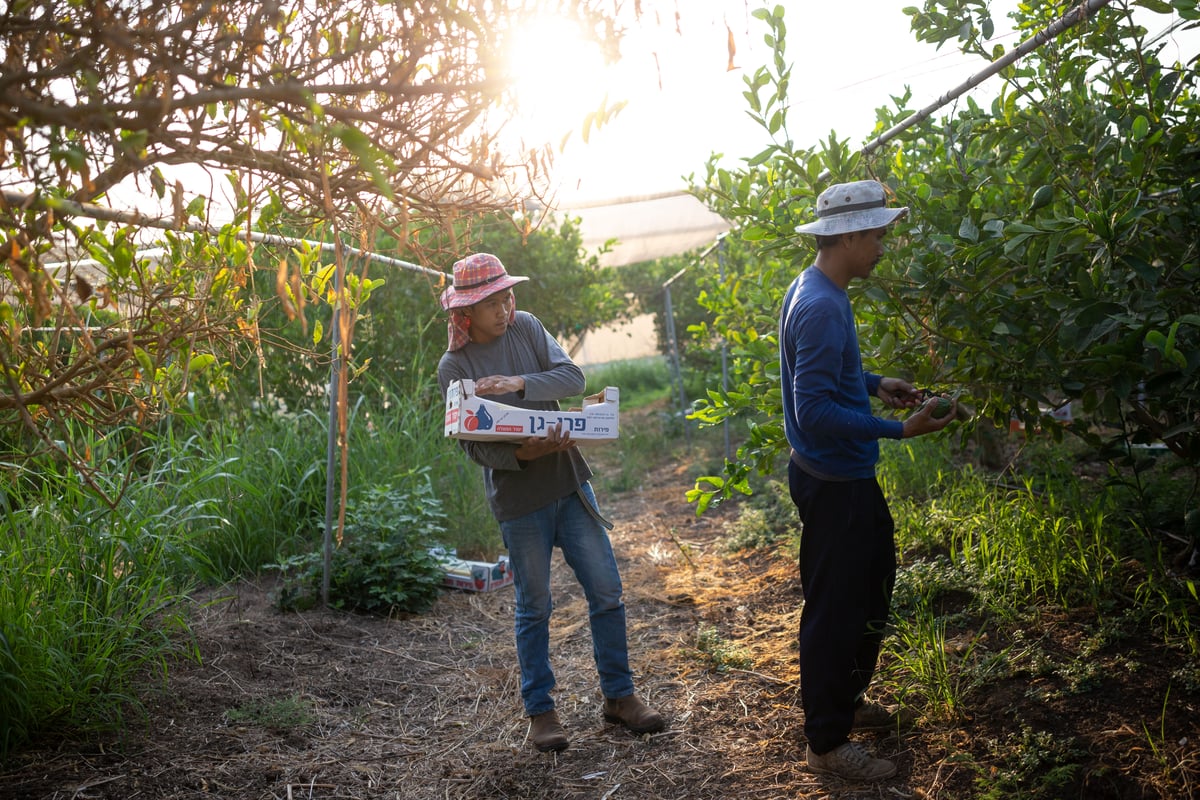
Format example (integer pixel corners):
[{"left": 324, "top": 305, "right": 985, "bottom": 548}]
[
  {"left": 529, "top": 710, "right": 569, "bottom": 753},
  {"left": 806, "top": 741, "right": 897, "bottom": 781},
  {"left": 852, "top": 700, "right": 909, "bottom": 731},
  {"left": 602, "top": 694, "right": 666, "bottom": 734}
]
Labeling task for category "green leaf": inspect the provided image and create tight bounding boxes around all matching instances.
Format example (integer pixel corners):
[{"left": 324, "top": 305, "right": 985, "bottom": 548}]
[
  {"left": 334, "top": 124, "right": 394, "bottom": 200},
  {"left": 1131, "top": 115, "right": 1150, "bottom": 141},
  {"left": 187, "top": 353, "right": 217, "bottom": 372},
  {"left": 746, "top": 146, "right": 777, "bottom": 167},
  {"left": 1145, "top": 330, "right": 1168, "bottom": 351},
  {"left": 958, "top": 216, "right": 980, "bottom": 242},
  {"left": 878, "top": 331, "right": 896, "bottom": 358}
]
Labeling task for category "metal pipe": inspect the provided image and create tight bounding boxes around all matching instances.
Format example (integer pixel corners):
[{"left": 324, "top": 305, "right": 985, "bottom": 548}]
[{"left": 819, "top": 0, "right": 1116, "bottom": 181}]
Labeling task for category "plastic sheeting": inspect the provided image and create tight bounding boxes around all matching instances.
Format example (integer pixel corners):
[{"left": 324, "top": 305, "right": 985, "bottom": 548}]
[
  {"left": 552, "top": 190, "right": 728, "bottom": 364},
  {"left": 561, "top": 191, "right": 729, "bottom": 267}
]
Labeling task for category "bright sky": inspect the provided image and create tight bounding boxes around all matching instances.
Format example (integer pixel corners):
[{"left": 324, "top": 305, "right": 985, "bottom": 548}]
[
  {"left": 511, "top": 0, "right": 1009, "bottom": 205},
  {"left": 101, "top": 1, "right": 1199, "bottom": 233},
  {"left": 507, "top": 0, "right": 1200, "bottom": 207}
]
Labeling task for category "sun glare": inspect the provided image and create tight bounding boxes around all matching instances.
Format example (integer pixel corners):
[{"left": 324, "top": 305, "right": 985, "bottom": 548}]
[{"left": 504, "top": 15, "right": 616, "bottom": 151}]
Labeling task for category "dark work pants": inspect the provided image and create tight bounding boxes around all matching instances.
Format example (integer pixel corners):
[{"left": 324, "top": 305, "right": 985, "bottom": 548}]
[{"left": 788, "top": 460, "right": 896, "bottom": 755}]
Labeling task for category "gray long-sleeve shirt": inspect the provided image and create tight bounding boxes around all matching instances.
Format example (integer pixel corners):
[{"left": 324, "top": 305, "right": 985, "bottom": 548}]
[{"left": 437, "top": 310, "right": 592, "bottom": 522}]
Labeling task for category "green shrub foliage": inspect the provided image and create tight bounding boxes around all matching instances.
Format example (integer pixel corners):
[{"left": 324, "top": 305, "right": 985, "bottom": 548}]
[{"left": 270, "top": 473, "right": 447, "bottom": 614}]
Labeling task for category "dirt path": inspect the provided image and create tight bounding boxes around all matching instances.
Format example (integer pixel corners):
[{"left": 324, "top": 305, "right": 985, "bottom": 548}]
[
  {"left": 4, "top": 453, "right": 824, "bottom": 800},
  {"left": 4, "top": 444, "right": 1198, "bottom": 799}
]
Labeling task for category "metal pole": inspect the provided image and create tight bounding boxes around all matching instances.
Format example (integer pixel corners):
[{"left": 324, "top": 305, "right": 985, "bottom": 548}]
[
  {"left": 818, "top": 0, "right": 1115, "bottom": 181},
  {"left": 321, "top": 255, "right": 345, "bottom": 608},
  {"left": 662, "top": 284, "right": 690, "bottom": 447},
  {"left": 660, "top": 238, "right": 726, "bottom": 447},
  {"left": 716, "top": 236, "right": 730, "bottom": 459},
  {"left": 3, "top": 190, "right": 446, "bottom": 281}
]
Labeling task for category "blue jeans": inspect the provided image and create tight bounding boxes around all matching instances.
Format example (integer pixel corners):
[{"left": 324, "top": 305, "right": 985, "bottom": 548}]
[{"left": 499, "top": 482, "right": 634, "bottom": 716}]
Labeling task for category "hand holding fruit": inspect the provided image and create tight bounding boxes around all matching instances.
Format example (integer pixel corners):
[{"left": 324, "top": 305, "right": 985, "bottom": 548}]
[
  {"left": 930, "top": 394, "right": 954, "bottom": 419},
  {"left": 902, "top": 391, "right": 959, "bottom": 438}
]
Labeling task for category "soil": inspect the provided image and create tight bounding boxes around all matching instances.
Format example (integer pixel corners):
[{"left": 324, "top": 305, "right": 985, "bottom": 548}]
[{"left": 3, "top": 414, "right": 1199, "bottom": 799}]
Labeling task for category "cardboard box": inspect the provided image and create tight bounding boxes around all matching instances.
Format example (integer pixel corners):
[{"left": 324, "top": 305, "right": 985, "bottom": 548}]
[
  {"left": 443, "top": 379, "right": 619, "bottom": 442},
  {"left": 431, "top": 548, "right": 514, "bottom": 593}
]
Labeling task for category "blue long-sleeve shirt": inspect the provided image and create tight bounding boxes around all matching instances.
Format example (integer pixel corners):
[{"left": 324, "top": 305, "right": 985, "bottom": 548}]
[{"left": 780, "top": 266, "right": 903, "bottom": 480}]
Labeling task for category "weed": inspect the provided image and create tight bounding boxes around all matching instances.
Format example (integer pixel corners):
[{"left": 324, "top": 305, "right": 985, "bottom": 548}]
[
  {"left": 694, "top": 624, "right": 754, "bottom": 672},
  {"left": 886, "top": 597, "right": 1007, "bottom": 721},
  {"left": 1171, "top": 662, "right": 1200, "bottom": 692},
  {"left": 721, "top": 507, "right": 778, "bottom": 552},
  {"left": 974, "top": 724, "right": 1085, "bottom": 800},
  {"left": 0, "top": 460, "right": 195, "bottom": 760},
  {"left": 723, "top": 479, "right": 799, "bottom": 554},
  {"left": 225, "top": 694, "right": 315, "bottom": 732}
]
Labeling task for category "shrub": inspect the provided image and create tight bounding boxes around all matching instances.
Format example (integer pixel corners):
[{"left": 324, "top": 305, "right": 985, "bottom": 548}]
[{"left": 269, "top": 473, "right": 447, "bottom": 614}]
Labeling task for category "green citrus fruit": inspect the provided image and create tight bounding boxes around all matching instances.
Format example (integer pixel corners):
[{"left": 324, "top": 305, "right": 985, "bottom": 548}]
[{"left": 1029, "top": 184, "right": 1054, "bottom": 212}]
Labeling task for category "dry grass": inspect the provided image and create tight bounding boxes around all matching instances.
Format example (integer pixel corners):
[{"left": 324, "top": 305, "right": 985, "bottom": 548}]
[{"left": 3, "top": 422, "right": 1198, "bottom": 799}]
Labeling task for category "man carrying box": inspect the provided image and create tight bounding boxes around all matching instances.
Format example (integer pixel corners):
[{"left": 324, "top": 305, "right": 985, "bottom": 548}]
[{"left": 436, "top": 252, "right": 665, "bottom": 753}]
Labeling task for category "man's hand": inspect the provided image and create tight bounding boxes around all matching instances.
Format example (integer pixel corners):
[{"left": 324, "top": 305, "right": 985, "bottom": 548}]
[
  {"left": 877, "top": 377, "right": 923, "bottom": 410},
  {"left": 514, "top": 422, "right": 575, "bottom": 461},
  {"left": 902, "top": 396, "right": 959, "bottom": 438},
  {"left": 474, "top": 374, "right": 525, "bottom": 396}
]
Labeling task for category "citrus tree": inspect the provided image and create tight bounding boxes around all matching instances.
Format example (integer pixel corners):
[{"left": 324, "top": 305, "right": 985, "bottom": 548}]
[
  {"left": 887, "top": 0, "right": 1200, "bottom": 464},
  {"left": 687, "top": 1, "right": 1200, "bottom": 518}
]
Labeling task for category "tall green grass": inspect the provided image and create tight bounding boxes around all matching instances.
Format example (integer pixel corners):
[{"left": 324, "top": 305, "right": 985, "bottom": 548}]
[
  {"left": 883, "top": 438, "right": 1140, "bottom": 612},
  {"left": 121, "top": 420, "right": 325, "bottom": 582},
  {"left": 878, "top": 436, "right": 1199, "bottom": 726},
  {"left": 0, "top": 365, "right": 495, "bottom": 759},
  {"left": 0, "top": 450, "right": 196, "bottom": 761},
  {"left": 168, "top": 370, "right": 498, "bottom": 566}
]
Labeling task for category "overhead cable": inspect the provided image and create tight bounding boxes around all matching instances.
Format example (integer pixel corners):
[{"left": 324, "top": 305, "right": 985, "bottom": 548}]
[{"left": 1, "top": 189, "right": 445, "bottom": 282}]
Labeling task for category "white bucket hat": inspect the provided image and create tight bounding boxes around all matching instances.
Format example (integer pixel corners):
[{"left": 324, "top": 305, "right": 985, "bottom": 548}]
[{"left": 795, "top": 180, "right": 908, "bottom": 236}]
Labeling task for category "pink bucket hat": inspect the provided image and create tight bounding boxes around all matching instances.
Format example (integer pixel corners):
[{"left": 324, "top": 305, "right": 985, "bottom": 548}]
[{"left": 439, "top": 253, "right": 529, "bottom": 310}]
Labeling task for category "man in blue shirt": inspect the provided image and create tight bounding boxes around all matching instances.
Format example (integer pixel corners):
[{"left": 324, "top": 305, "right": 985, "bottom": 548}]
[{"left": 782, "top": 180, "right": 957, "bottom": 781}]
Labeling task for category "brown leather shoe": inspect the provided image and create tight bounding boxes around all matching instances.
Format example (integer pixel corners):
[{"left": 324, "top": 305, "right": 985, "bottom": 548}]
[
  {"left": 602, "top": 694, "right": 666, "bottom": 734},
  {"left": 529, "top": 710, "right": 569, "bottom": 753},
  {"left": 807, "top": 742, "right": 897, "bottom": 781},
  {"left": 853, "top": 700, "right": 915, "bottom": 731}
]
